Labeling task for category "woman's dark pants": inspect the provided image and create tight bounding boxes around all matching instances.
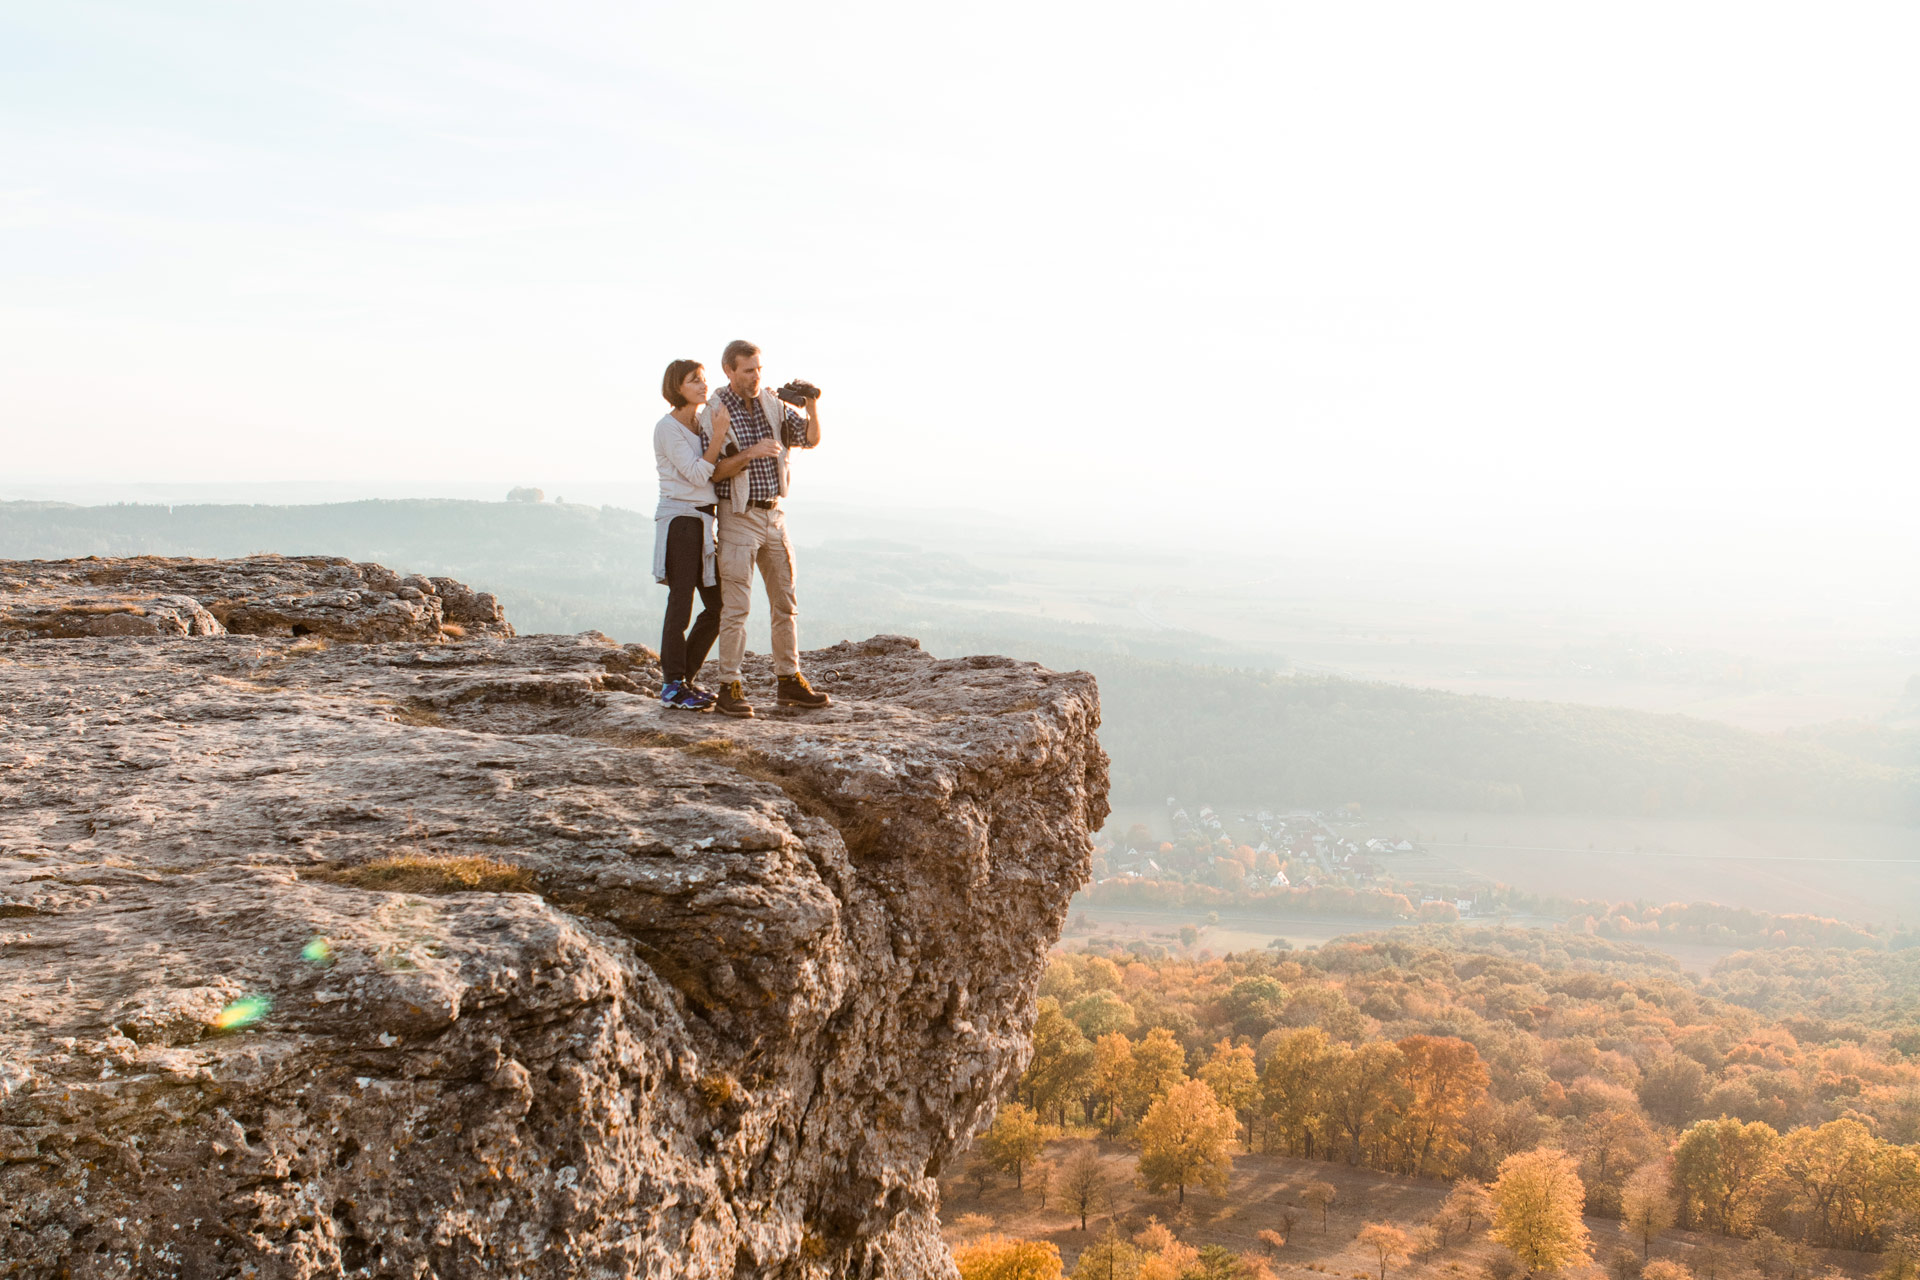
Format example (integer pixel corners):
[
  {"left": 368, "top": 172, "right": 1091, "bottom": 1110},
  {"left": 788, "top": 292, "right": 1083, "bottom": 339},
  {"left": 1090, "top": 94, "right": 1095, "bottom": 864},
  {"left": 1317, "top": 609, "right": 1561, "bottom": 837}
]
[{"left": 660, "top": 516, "right": 722, "bottom": 685}]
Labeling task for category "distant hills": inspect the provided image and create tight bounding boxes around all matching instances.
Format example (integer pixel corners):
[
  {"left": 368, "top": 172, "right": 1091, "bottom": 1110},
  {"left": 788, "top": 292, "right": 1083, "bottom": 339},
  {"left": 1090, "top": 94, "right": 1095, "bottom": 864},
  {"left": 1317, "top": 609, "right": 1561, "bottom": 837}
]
[
  {"left": 1086, "top": 658, "right": 1917, "bottom": 818},
  {"left": 5, "top": 499, "right": 1914, "bottom": 822}
]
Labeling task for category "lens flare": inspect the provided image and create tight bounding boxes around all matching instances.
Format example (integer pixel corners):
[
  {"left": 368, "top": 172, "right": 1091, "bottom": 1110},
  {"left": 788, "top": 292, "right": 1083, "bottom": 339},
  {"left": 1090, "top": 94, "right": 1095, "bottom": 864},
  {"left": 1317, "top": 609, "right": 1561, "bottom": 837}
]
[
  {"left": 301, "top": 936, "right": 332, "bottom": 965},
  {"left": 213, "top": 994, "right": 272, "bottom": 1031}
]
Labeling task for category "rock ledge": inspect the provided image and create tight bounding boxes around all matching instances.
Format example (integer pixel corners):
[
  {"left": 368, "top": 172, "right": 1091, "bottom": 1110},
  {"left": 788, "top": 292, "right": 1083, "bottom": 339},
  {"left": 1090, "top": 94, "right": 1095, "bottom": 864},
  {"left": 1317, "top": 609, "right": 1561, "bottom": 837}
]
[
  {"left": 0, "top": 554, "right": 512, "bottom": 642},
  {"left": 0, "top": 558, "right": 1107, "bottom": 1279}
]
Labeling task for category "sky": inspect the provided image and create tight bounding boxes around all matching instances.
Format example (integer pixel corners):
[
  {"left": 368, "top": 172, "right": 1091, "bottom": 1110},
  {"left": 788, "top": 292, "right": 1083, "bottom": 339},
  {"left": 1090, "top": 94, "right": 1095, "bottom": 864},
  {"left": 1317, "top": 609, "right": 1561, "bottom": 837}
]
[{"left": 2, "top": 1, "right": 1916, "bottom": 594}]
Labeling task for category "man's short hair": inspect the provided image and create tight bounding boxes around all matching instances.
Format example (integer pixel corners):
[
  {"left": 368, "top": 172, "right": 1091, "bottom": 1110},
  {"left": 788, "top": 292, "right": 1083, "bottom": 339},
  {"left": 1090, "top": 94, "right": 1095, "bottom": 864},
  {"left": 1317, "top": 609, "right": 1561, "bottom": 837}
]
[
  {"left": 722, "top": 339, "right": 760, "bottom": 372},
  {"left": 661, "top": 359, "right": 703, "bottom": 408}
]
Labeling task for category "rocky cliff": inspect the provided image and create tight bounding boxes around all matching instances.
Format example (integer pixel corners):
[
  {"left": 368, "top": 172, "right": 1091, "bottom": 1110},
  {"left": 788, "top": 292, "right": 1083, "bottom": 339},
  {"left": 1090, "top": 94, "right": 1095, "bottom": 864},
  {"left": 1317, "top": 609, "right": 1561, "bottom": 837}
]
[{"left": 0, "top": 556, "right": 1108, "bottom": 1279}]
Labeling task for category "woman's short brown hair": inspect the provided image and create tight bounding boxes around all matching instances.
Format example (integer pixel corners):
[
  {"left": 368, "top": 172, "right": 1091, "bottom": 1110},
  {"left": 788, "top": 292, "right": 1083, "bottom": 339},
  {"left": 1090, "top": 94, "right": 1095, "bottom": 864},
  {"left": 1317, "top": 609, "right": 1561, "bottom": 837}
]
[{"left": 661, "top": 359, "right": 703, "bottom": 408}]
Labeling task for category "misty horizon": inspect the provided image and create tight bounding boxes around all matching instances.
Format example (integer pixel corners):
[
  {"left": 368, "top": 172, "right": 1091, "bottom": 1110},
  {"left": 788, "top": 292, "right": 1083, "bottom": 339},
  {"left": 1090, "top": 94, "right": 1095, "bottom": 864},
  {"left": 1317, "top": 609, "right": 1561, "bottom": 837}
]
[{"left": 4, "top": 2, "right": 1915, "bottom": 591}]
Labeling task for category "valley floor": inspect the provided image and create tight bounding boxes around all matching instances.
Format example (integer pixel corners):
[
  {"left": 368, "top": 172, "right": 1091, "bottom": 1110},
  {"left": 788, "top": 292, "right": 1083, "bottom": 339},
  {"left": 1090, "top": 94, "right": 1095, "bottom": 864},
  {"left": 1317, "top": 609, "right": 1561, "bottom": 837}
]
[{"left": 1061, "top": 907, "right": 1739, "bottom": 976}]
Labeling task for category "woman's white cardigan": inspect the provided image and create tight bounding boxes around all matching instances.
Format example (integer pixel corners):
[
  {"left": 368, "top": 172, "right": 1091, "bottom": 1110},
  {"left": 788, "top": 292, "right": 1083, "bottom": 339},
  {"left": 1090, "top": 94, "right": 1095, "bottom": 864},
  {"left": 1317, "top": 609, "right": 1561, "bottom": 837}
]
[{"left": 652, "top": 413, "right": 717, "bottom": 587}]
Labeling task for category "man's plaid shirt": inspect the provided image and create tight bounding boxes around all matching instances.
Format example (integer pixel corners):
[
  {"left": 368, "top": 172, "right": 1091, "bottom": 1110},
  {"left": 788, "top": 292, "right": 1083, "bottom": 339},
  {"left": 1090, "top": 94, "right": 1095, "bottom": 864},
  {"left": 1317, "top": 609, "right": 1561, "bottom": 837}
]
[{"left": 707, "top": 387, "right": 811, "bottom": 504}]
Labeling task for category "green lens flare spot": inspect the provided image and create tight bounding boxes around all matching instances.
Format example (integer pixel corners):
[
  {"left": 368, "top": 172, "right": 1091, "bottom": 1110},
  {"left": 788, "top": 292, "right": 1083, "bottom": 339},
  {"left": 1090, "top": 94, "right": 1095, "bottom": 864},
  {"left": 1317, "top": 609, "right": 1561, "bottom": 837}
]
[
  {"left": 213, "top": 994, "right": 273, "bottom": 1031},
  {"left": 301, "top": 936, "right": 333, "bottom": 965}
]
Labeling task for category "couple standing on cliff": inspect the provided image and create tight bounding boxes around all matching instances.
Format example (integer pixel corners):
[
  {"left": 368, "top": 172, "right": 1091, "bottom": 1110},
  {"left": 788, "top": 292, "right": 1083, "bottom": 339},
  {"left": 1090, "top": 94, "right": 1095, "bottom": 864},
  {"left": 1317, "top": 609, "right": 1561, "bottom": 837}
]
[{"left": 650, "top": 338, "right": 830, "bottom": 718}]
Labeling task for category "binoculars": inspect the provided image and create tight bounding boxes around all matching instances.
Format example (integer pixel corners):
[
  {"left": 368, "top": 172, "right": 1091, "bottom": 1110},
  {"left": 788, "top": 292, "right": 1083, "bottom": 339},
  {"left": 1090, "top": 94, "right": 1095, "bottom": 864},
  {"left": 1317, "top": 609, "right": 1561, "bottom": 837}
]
[{"left": 775, "top": 380, "right": 822, "bottom": 406}]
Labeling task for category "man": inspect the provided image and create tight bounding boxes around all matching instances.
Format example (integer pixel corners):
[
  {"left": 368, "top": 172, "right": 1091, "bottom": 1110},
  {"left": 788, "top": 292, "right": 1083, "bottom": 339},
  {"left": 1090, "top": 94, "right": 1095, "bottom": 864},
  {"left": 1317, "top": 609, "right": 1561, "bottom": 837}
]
[{"left": 707, "top": 338, "right": 829, "bottom": 717}]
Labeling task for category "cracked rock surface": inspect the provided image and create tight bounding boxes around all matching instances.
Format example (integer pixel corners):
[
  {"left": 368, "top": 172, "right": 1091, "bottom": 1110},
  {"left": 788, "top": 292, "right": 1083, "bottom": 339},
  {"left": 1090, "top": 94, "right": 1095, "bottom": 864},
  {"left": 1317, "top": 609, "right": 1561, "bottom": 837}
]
[{"left": 0, "top": 559, "right": 1107, "bottom": 1279}]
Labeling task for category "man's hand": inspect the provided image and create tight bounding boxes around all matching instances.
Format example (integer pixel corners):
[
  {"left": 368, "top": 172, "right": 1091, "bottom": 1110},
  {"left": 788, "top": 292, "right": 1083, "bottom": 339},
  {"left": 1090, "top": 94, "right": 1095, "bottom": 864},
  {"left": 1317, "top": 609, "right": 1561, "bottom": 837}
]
[
  {"left": 711, "top": 431, "right": 777, "bottom": 481},
  {"left": 800, "top": 391, "right": 821, "bottom": 447}
]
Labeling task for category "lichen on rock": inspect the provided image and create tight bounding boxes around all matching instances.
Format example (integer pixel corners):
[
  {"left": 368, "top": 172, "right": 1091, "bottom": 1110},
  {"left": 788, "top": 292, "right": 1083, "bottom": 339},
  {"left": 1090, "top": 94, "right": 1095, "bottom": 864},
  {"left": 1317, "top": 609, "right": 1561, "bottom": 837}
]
[{"left": 0, "top": 557, "right": 1107, "bottom": 1279}]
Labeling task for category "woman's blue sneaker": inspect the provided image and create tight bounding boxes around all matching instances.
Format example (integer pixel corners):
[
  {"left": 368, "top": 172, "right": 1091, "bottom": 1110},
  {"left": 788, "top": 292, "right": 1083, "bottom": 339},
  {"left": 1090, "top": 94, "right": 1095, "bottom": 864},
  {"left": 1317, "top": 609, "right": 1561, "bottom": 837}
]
[{"left": 662, "top": 681, "right": 714, "bottom": 712}]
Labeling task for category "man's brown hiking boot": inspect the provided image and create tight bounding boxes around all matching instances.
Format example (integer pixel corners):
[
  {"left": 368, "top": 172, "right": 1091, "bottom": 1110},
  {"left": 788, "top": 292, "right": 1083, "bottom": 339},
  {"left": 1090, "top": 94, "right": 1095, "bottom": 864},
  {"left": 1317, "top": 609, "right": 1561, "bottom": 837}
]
[
  {"left": 716, "top": 680, "right": 755, "bottom": 718},
  {"left": 777, "top": 673, "right": 831, "bottom": 708}
]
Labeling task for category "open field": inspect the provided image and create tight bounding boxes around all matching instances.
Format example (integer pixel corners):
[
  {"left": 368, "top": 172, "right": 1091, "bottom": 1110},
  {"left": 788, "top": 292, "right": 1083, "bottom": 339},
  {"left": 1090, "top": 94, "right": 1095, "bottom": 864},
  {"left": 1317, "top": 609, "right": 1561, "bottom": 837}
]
[
  {"left": 1064, "top": 908, "right": 1427, "bottom": 958},
  {"left": 1382, "top": 811, "right": 1920, "bottom": 924},
  {"left": 940, "top": 1140, "right": 1876, "bottom": 1277},
  {"left": 1103, "top": 803, "right": 1920, "bottom": 926},
  {"left": 1059, "top": 905, "right": 1740, "bottom": 975}
]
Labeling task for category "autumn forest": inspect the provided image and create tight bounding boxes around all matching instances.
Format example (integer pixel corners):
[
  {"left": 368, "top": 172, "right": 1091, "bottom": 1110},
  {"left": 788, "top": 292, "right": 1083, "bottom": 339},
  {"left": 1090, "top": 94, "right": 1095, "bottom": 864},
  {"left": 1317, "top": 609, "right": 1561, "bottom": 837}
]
[{"left": 945, "top": 927, "right": 1920, "bottom": 1280}]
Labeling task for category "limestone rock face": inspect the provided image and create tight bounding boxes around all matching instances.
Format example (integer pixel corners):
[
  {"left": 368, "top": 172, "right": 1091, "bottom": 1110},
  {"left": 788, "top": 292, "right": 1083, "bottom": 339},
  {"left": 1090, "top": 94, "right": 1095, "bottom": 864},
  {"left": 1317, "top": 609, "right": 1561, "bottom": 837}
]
[
  {"left": 0, "top": 559, "right": 1106, "bottom": 1279},
  {"left": 0, "top": 554, "right": 513, "bottom": 643}
]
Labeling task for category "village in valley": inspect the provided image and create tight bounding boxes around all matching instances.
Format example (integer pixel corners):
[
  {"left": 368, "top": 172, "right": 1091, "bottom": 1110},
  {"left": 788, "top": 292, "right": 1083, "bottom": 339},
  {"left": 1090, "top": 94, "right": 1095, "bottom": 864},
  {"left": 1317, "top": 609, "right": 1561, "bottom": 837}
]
[{"left": 1090, "top": 797, "right": 1484, "bottom": 922}]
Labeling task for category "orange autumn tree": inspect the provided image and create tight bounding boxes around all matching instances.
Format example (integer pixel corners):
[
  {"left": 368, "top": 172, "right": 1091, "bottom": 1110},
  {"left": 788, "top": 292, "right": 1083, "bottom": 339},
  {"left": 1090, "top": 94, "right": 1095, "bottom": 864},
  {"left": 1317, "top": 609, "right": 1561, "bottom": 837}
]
[
  {"left": 1326, "top": 1041, "right": 1408, "bottom": 1167},
  {"left": 1132, "top": 1219, "right": 1200, "bottom": 1280},
  {"left": 1393, "top": 1035, "right": 1491, "bottom": 1178}
]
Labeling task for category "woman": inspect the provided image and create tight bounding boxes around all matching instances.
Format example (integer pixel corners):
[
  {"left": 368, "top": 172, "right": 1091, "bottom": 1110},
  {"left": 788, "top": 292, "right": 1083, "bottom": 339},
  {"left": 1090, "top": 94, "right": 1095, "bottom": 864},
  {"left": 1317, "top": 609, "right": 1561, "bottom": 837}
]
[{"left": 652, "top": 359, "right": 776, "bottom": 710}]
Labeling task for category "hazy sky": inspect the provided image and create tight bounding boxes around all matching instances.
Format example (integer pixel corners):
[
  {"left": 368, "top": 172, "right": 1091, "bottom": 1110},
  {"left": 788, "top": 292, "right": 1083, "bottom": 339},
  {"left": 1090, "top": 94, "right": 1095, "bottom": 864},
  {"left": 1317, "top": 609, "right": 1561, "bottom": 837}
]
[{"left": 3, "top": 2, "right": 1916, "bottom": 578}]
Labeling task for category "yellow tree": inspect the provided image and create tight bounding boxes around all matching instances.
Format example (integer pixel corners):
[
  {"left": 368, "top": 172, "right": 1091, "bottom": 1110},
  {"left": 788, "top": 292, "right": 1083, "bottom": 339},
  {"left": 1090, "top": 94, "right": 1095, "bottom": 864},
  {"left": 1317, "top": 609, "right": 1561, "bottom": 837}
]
[
  {"left": 1135, "top": 1079, "right": 1237, "bottom": 1204},
  {"left": 1619, "top": 1161, "right": 1676, "bottom": 1258},
  {"left": 1859, "top": 1142, "right": 1920, "bottom": 1253},
  {"left": 1490, "top": 1148, "right": 1591, "bottom": 1273},
  {"left": 1070, "top": 1227, "right": 1142, "bottom": 1280},
  {"left": 1092, "top": 1033, "right": 1135, "bottom": 1131},
  {"left": 954, "top": 1234, "right": 1065, "bottom": 1280},
  {"left": 981, "top": 1103, "right": 1048, "bottom": 1190},
  {"left": 1778, "top": 1117, "right": 1879, "bottom": 1249},
  {"left": 1260, "top": 1027, "right": 1336, "bottom": 1158},
  {"left": 1025, "top": 999, "right": 1097, "bottom": 1127},
  {"left": 1640, "top": 1261, "right": 1692, "bottom": 1280},
  {"left": 1122, "top": 1028, "right": 1188, "bottom": 1125},
  {"left": 1200, "top": 1039, "right": 1260, "bottom": 1145},
  {"left": 1358, "top": 1224, "right": 1411, "bottom": 1280},
  {"left": 1671, "top": 1117, "right": 1780, "bottom": 1237}
]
